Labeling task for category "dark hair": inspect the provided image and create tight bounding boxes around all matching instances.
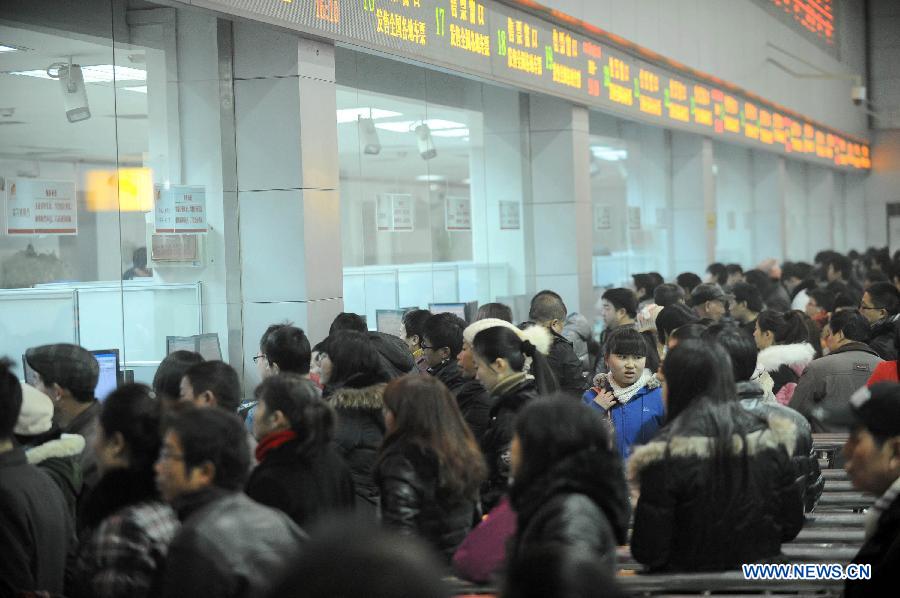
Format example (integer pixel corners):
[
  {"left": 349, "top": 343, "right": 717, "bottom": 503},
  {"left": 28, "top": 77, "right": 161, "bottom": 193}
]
[
  {"left": 825, "top": 254, "right": 852, "bottom": 280},
  {"left": 264, "top": 326, "right": 312, "bottom": 375},
  {"left": 655, "top": 303, "right": 699, "bottom": 345},
  {"left": 834, "top": 291, "right": 860, "bottom": 311},
  {"left": 529, "top": 290, "right": 567, "bottom": 323},
  {"left": 166, "top": 407, "right": 250, "bottom": 490},
  {"left": 815, "top": 250, "right": 841, "bottom": 266},
  {"left": 866, "top": 270, "right": 889, "bottom": 285},
  {"left": 605, "top": 327, "right": 648, "bottom": 358},
  {"left": 866, "top": 282, "right": 900, "bottom": 316},
  {"left": 325, "top": 331, "right": 390, "bottom": 389},
  {"left": 648, "top": 272, "right": 664, "bottom": 288},
  {"left": 380, "top": 375, "right": 486, "bottom": 499},
  {"left": 329, "top": 312, "right": 367, "bottom": 335},
  {"left": 706, "top": 263, "right": 727, "bottom": 286},
  {"left": 255, "top": 374, "right": 334, "bottom": 455},
  {"left": 676, "top": 272, "right": 703, "bottom": 294},
  {"left": 153, "top": 351, "right": 204, "bottom": 401},
  {"left": 475, "top": 302, "right": 513, "bottom": 323},
  {"left": 730, "top": 282, "right": 763, "bottom": 313},
  {"left": 669, "top": 322, "right": 709, "bottom": 346},
  {"left": 100, "top": 383, "right": 164, "bottom": 473},
  {"left": 0, "top": 358, "right": 23, "bottom": 438},
  {"left": 703, "top": 324, "right": 757, "bottom": 382},
  {"left": 259, "top": 323, "right": 285, "bottom": 351},
  {"left": 756, "top": 310, "right": 808, "bottom": 345},
  {"left": 601, "top": 288, "right": 638, "bottom": 319},
  {"left": 799, "top": 311, "right": 824, "bottom": 359},
  {"left": 743, "top": 269, "right": 774, "bottom": 296},
  {"left": 183, "top": 361, "right": 242, "bottom": 413},
  {"left": 472, "top": 327, "right": 559, "bottom": 395},
  {"left": 422, "top": 313, "right": 467, "bottom": 360},
  {"left": 632, "top": 274, "right": 658, "bottom": 301},
  {"left": 828, "top": 310, "right": 871, "bottom": 342},
  {"left": 653, "top": 283, "right": 685, "bottom": 308},
  {"left": 662, "top": 339, "right": 736, "bottom": 422},
  {"left": 402, "top": 309, "right": 432, "bottom": 341},
  {"left": 133, "top": 247, "right": 147, "bottom": 269},
  {"left": 807, "top": 288, "right": 836, "bottom": 313},
  {"left": 782, "top": 261, "right": 813, "bottom": 281},
  {"left": 726, "top": 263, "right": 743, "bottom": 276},
  {"left": 265, "top": 518, "right": 449, "bottom": 598}
]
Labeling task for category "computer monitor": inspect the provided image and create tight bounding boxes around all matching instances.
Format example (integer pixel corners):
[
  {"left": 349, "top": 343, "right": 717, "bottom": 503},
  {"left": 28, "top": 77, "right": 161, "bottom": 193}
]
[
  {"left": 166, "top": 333, "right": 222, "bottom": 361},
  {"left": 91, "top": 349, "right": 120, "bottom": 402},
  {"left": 376, "top": 309, "right": 407, "bottom": 338},
  {"left": 21, "top": 355, "right": 37, "bottom": 387},
  {"left": 428, "top": 302, "right": 467, "bottom": 321}
]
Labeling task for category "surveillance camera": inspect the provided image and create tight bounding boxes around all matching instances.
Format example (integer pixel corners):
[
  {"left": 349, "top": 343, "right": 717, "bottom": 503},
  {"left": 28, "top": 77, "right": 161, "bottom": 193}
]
[
  {"left": 415, "top": 123, "right": 437, "bottom": 160},
  {"left": 358, "top": 116, "right": 381, "bottom": 155},
  {"left": 58, "top": 64, "right": 91, "bottom": 122},
  {"left": 851, "top": 85, "right": 866, "bottom": 106}
]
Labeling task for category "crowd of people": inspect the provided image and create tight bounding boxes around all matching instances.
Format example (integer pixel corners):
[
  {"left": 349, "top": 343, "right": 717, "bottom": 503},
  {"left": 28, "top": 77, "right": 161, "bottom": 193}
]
[{"left": 3, "top": 247, "right": 900, "bottom": 597}]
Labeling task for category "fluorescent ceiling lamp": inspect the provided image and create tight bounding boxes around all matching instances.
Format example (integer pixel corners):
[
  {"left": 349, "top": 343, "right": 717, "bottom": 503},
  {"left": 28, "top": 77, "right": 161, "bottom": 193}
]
[
  {"left": 336, "top": 107, "right": 401, "bottom": 124},
  {"left": 431, "top": 128, "right": 470, "bottom": 138},
  {"left": 591, "top": 146, "right": 627, "bottom": 161},
  {"left": 0, "top": 45, "right": 21, "bottom": 53},
  {"left": 123, "top": 85, "right": 148, "bottom": 94},
  {"left": 415, "top": 174, "right": 446, "bottom": 182},
  {"left": 10, "top": 64, "right": 147, "bottom": 83},
  {"left": 375, "top": 118, "right": 467, "bottom": 133}
]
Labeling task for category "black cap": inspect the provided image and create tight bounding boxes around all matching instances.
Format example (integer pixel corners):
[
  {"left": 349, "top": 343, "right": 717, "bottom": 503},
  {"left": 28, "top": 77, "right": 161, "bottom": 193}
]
[
  {"left": 817, "top": 382, "right": 900, "bottom": 437},
  {"left": 690, "top": 283, "right": 731, "bottom": 307}
]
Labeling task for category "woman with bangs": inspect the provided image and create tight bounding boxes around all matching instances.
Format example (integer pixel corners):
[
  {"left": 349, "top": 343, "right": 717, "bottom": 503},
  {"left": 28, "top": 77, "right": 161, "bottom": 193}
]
[{"left": 583, "top": 327, "right": 665, "bottom": 459}]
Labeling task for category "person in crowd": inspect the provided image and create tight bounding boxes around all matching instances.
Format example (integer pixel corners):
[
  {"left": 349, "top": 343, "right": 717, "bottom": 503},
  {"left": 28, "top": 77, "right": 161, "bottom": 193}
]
[
  {"left": 376, "top": 375, "right": 486, "bottom": 561},
  {"left": 834, "top": 289, "right": 862, "bottom": 313},
  {"left": 369, "top": 329, "right": 418, "bottom": 378},
  {"left": 746, "top": 268, "right": 792, "bottom": 313},
  {"left": 583, "top": 327, "right": 665, "bottom": 459},
  {"left": 728, "top": 281, "right": 763, "bottom": 336},
  {"left": 868, "top": 325, "right": 900, "bottom": 386},
  {"left": 320, "top": 331, "right": 391, "bottom": 516},
  {"left": 73, "top": 384, "right": 178, "bottom": 598},
  {"left": 505, "top": 397, "right": 630, "bottom": 582},
  {"left": 597, "top": 287, "right": 639, "bottom": 372},
  {"left": 725, "top": 263, "right": 744, "bottom": 288},
  {"left": 653, "top": 283, "right": 685, "bottom": 307},
  {"left": 790, "top": 310, "right": 882, "bottom": 432},
  {"left": 676, "top": 272, "right": 702, "bottom": 297},
  {"left": 754, "top": 310, "right": 816, "bottom": 405},
  {"left": 689, "top": 283, "right": 729, "bottom": 322},
  {"left": 706, "top": 262, "right": 728, "bottom": 287},
  {"left": 247, "top": 324, "right": 312, "bottom": 431},
  {"left": 782, "top": 261, "right": 816, "bottom": 311},
  {"left": 633, "top": 273, "right": 660, "bottom": 308},
  {"left": 799, "top": 310, "right": 825, "bottom": 360},
  {"left": 705, "top": 324, "right": 823, "bottom": 512},
  {"left": 864, "top": 269, "right": 889, "bottom": 290},
  {"left": 528, "top": 290, "right": 585, "bottom": 396},
  {"left": 246, "top": 374, "right": 354, "bottom": 528},
  {"left": 630, "top": 340, "right": 803, "bottom": 571},
  {"left": 476, "top": 302, "right": 513, "bottom": 323},
  {"left": 402, "top": 309, "right": 433, "bottom": 372},
  {"left": 824, "top": 253, "right": 863, "bottom": 295},
  {"left": 265, "top": 518, "right": 450, "bottom": 598},
  {"left": 805, "top": 288, "right": 836, "bottom": 328},
  {"left": 562, "top": 312, "right": 599, "bottom": 377},
  {"left": 26, "top": 343, "right": 101, "bottom": 491},
  {"left": 502, "top": 546, "right": 627, "bottom": 598},
  {"left": 123, "top": 247, "right": 152, "bottom": 280},
  {"left": 655, "top": 303, "right": 700, "bottom": 348},
  {"left": 155, "top": 407, "right": 305, "bottom": 598},
  {"left": 822, "top": 383, "right": 900, "bottom": 596},
  {"left": 452, "top": 490, "right": 517, "bottom": 584},
  {"left": 861, "top": 282, "right": 900, "bottom": 360},
  {"left": 469, "top": 319, "right": 555, "bottom": 509},
  {"left": 152, "top": 350, "right": 204, "bottom": 404},
  {"left": 0, "top": 359, "right": 72, "bottom": 595},
  {"left": 14, "top": 382, "right": 84, "bottom": 520},
  {"left": 329, "top": 312, "right": 367, "bottom": 335},
  {"left": 421, "top": 313, "right": 491, "bottom": 440},
  {"left": 180, "top": 360, "right": 242, "bottom": 414}
]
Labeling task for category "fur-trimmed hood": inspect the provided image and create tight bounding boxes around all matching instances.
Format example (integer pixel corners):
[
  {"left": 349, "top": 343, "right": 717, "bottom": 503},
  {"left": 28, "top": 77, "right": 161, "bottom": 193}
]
[
  {"left": 757, "top": 343, "right": 816, "bottom": 374},
  {"left": 25, "top": 433, "right": 85, "bottom": 465},
  {"left": 592, "top": 371, "right": 661, "bottom": 392},
  {"left": 628, "top": 413, "right": 798, "bottom": 481},
  {"left": 327, "top": 383, "right": 386, "bottom": 411}
]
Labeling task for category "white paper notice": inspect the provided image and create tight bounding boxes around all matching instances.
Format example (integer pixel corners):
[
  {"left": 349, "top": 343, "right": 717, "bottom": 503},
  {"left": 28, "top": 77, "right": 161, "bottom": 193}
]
[
  {"left": 499, "top": 201, "right": 521, "bottom": 230},
  {"left": 445, "top": 196, "right": 472, "bottom": 231},
  {"left": 155, "top": 186, "right": 207, "bottom": 233},
  {"left": 6, "top": 179, "right": 77, "bottom": 235}
]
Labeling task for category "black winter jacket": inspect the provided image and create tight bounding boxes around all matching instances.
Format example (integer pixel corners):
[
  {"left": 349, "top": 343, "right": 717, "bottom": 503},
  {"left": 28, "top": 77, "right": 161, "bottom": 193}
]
[
  {"left": 246, "top": 438, "right": 355, "bottom": 528},
  {"left": 868, "top": 315, "right": 899, "bottom": 361},
  {"left": 480, "top": 374, "right": 540, "bottom": 510},
  {"left": 629, "top": 404, "right": 804, "bottom": 572},
  {"left": 737, "top": 381, "right": 823, "bottom": 512},
  {"left": 546, "top": 330, "right": 586, "bottom": 397},
  {"left": 162, "top": 488, "right": 306, "bottom": 598},
  {"left": 375, "top": 441, "right": 477, "bottom": 562},
  {"left": 507, "top": 447, "right": 631, "bottom": 577},
  {"left": 429, "top": 359, "right": 492, "bottom": 441},
  {"left": 325, "top": 382, "right": 386, "bottom": 517},
  {"left": 845, "top": 487, "right": 900, "bottom": 597}
]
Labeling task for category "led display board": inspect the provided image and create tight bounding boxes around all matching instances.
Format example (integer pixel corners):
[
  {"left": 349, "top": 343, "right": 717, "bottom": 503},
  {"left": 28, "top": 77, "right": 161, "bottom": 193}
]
[
  {"left": 751, "top": 0, "right": 837, "bottom": 56},
  {"left": 190, "top": 0, "right": 869, "bottom": 171}
]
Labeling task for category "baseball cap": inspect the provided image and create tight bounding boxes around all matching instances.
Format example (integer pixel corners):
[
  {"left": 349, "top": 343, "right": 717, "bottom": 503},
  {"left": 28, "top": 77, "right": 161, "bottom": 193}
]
[
  {"left": 690, "top": 283, "right": 731, "bottom": 307},
  {"left": 24, "top": 343, "right": 99, "bottom": 397},
  {"left": 817, "top": 382, "right": 900, "bottom": 437}
]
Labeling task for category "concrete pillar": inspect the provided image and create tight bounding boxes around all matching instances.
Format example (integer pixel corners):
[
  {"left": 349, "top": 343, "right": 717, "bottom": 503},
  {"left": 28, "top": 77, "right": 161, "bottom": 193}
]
[
  {"left": 670, "top": 132, "right": 714, "bottom": 276},
  {"left": 750, "top": 152, "right": 786, "bottom": 264}
]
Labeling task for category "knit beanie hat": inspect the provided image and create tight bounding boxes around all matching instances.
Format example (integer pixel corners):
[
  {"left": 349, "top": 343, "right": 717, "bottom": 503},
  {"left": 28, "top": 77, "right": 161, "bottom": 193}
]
[{"left": 14, "top": 383, "right": 54, "bottom": 436}]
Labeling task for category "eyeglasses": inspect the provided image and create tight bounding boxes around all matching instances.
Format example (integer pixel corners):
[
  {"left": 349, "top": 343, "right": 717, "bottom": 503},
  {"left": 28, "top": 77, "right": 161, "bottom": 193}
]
[
  {"left": 252, "top": 354, "right": 267, "bottom": 363},
  {"left": 157, "top": 448, "right": 185, "bottom": 462},
  {"left": 859, "top": 304, "right": 885, "bottom": 311}
]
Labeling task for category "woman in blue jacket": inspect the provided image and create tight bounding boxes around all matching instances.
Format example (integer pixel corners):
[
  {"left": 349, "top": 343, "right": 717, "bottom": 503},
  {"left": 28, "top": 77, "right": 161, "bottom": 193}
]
[{"left": 583, "top": 327, "right": 664, "bottom": 459}]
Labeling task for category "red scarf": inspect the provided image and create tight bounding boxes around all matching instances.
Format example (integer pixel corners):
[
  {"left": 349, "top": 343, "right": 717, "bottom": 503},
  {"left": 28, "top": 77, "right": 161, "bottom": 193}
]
[{"left": 255, "top": 429, "right": 298, "bottom": 462}]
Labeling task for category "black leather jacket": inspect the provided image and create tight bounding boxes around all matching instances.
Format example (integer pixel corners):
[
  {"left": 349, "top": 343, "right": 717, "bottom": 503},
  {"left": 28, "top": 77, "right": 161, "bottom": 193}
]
[
  {"left": 869, "top": 315, "right": 899, "bottom": 361},
  {"left": 846, "top": 489, "right": 900, "bottom": 597},
  {"left": 162, "top": 489, "right": 306, "bottom": 598},
  {"left": 547, "top": 330, "right": 587, "bottom": 397},
  {"left": 375, "top": 441, "right": 477, "bottom": 562},
  {"left": 429, "top": 360, "right": 492, "bottom": 441},
  {"left": 737, "top": 381, "right": 823, "bottom": 512}
]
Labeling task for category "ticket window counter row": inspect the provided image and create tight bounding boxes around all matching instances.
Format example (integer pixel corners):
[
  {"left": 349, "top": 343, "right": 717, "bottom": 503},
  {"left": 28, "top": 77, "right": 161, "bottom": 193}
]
[{"left": 1, "top": 281, "right": 203, "bottom": 387}]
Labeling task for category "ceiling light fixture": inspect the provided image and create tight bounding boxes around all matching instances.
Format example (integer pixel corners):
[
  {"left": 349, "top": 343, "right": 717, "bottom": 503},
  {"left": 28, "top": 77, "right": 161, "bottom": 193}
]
[
  {"left": 336, "top": 107, "right": 400, "bottom": 124},
  {"left": 10, "top": 64, "right": 147, "bottom": 83}
]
